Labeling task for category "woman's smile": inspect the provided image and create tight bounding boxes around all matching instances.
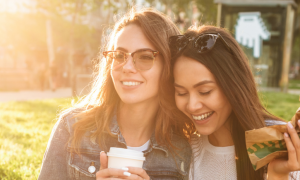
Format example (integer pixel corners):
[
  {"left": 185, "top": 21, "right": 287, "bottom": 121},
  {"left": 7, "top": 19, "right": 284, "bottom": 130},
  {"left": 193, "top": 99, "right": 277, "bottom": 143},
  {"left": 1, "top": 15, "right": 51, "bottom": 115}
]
[
  {"left": 192, "top": 111, "right": 214, "bottom": 121},
  {"left": 120, "top": 79, "right": 143, "bottom": 89},
  {"left": 111, "top": 24, "right": 163, "bottom": 105},
  {"left": 121, "top": 81, "right": 142, "bottom": 86},
  {"left": 173, "top": 55, "right": 232, "bottom": 136}
]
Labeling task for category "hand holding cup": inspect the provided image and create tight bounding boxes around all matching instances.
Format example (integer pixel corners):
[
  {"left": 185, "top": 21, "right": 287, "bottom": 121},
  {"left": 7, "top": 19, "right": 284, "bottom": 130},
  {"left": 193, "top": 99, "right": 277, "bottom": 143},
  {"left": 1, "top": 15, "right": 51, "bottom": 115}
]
[{"left": 96, "top": 148, "right": 150, "bottom": 180}]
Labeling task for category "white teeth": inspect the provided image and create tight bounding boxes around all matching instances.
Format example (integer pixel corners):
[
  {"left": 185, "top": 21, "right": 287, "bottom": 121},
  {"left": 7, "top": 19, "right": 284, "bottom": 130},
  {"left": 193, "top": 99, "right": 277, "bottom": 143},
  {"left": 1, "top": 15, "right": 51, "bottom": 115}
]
[
  {"left": 122, "top": 81, "right": 141, "bottom": 86},
  {"left": 192, "top": 112, "right": 213, "bottom": 121}
]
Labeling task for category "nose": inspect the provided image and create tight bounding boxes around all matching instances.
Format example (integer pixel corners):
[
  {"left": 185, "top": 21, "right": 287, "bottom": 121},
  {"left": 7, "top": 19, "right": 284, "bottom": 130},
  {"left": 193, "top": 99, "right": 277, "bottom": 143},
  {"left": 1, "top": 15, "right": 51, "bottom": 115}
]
[
  {"left": 122, "top": 55, "right": 137, "bottom": 73},
  {"left": 187, "top": 94, "right": 203, "bottom": 113}
]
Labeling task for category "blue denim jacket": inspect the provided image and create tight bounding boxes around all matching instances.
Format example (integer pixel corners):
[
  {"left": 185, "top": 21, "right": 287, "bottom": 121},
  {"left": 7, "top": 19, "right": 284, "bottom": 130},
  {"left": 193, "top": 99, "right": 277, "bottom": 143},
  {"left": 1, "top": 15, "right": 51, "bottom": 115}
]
[{"left": 38, "top": 109, "right": 191, "bottom": 180}]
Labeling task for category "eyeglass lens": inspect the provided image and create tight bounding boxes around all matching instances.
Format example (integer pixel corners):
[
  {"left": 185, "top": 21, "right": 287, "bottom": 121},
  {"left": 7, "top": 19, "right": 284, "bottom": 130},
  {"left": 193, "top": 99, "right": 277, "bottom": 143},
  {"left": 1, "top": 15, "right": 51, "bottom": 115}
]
[
  {"left": 194, "top": 35, "right": 218, "bottom": 53},
  {"left": 108, "top": 50, "right": 155, "bottom": 70}
]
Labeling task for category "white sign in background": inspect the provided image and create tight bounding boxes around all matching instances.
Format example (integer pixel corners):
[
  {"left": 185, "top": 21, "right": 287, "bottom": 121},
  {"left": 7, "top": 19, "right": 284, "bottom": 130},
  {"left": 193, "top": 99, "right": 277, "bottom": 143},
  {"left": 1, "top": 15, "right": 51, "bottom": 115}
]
[{"left": 235, "top": 12, "right": 270, "bottom": 58}]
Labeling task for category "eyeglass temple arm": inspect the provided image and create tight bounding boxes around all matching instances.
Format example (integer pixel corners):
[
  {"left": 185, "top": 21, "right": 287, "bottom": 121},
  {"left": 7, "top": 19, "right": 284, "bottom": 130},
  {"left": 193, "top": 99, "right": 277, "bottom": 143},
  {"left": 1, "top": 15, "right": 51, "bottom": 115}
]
[{"left": 218, "top": 34, "right": 232, "bottom": 52}]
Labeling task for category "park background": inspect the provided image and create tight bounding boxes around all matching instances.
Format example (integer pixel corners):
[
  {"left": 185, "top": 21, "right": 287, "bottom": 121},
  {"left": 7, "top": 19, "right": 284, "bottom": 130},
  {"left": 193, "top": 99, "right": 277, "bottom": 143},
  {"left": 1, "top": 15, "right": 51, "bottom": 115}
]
[{"left": 1, "top": 0, "right": 300, "bottom": 179}]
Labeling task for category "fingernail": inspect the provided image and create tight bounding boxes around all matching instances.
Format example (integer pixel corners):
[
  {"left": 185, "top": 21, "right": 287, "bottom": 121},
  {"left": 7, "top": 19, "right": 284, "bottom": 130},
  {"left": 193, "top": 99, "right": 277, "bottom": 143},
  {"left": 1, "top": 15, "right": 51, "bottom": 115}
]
[
  {"left": 284, "top": 132, "right": 289, "bottom": 138},
  {"left": 124, "top": 172, "right": 131, "bottom": 176},
  {"left": 100, "top": 151, "right": 104, "bottom": 154},
  {"left": 121, "top": 167, "right": 129, "bottom": 171},
  {"left": 288, "top": 122, "right": 294, "bottom": 129}
]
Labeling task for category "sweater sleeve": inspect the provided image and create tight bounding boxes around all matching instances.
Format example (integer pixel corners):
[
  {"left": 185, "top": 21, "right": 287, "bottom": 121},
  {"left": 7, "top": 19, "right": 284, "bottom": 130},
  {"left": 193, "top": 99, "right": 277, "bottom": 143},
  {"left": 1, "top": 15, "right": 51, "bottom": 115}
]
[
  {"left": 264, "top": 170, "right": 300, "bottom": 179},
  {"left": 38, "top": 114, "right": 71, "bottom": 180},
  {"left": 289, "top": 171, "right": 300, "bottom": 180}
]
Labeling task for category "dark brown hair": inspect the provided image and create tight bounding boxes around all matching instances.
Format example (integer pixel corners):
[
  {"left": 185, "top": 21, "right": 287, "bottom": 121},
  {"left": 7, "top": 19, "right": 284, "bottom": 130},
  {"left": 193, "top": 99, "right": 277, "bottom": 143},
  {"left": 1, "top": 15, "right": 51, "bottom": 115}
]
[
  {"left": 172, "top": 25, "right": 281, "bottom": 180},
  {"left": 66, "top": 8, "right": 194, "bottom": 154}
]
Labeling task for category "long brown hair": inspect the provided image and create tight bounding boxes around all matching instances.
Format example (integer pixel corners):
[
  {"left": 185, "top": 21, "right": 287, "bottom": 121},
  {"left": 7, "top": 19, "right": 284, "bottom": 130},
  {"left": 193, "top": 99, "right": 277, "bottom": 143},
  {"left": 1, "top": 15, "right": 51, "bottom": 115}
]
[
  {"left": 172, "top": 25, "right": 281, "bottom": 180},
  {"left": 67, "top": 8, "right": 194, "bottom": 154}
]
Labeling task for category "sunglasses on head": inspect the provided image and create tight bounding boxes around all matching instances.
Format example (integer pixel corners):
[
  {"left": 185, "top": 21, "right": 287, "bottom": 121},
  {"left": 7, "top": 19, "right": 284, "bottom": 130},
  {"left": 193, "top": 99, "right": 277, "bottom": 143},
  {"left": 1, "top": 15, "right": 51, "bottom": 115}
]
[{"left": 169, "top": 33, "right": 231, "bottom": 58}]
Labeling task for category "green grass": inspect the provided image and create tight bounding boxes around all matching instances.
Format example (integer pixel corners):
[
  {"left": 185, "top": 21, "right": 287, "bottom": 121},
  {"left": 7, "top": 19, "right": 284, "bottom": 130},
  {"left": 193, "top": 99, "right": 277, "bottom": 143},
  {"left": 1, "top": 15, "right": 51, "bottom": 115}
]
[
  {"left": 0, "top": 98, "right": 74, "bottom": 180},
  {"left": 288, "top": 79, "right": 300, "bottom": 89},
  {"left": 259, "top": 92, "right": 300, "bottom": 120},
  {"left": 0, "top": 92, "right": 299, "bottom": 179}
]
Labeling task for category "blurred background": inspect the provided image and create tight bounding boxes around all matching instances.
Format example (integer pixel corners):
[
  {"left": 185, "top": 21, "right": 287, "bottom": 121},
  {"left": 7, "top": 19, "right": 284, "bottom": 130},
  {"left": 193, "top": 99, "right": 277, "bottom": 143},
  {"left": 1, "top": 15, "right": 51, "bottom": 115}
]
[
  {"left": 0, "top": 0, "right": 299, "bottom": 97},
  {"left": 1, "top": 1, "right": 300, "bottom": 179}
]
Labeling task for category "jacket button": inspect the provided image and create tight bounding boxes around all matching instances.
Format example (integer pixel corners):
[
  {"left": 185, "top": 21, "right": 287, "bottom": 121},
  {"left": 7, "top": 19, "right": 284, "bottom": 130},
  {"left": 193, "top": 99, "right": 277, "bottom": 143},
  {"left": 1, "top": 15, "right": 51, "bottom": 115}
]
[{"left": 88, "top": 162, "right": 96, "bottom": 173}]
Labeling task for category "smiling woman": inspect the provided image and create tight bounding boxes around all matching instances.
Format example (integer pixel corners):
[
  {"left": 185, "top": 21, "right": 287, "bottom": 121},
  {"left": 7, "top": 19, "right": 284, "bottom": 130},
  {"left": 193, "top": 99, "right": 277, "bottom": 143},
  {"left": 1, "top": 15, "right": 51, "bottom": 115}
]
[
  {"left": 174, "top": 56, "right": 232, "bottom": 138},
  {"left": 170, "top": 25, "right": 300, "bottom": 180},
  {"left": 38, "top": 8, "right": 193, "bottom": 180},
  {"left": 109, "top": 24, "right": 163, "bottom": 105}
]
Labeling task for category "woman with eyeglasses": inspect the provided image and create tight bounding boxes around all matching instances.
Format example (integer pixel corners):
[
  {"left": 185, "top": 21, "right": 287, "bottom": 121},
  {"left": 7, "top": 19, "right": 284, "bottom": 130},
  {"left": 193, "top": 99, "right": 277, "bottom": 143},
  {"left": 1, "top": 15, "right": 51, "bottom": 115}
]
[
  {"left": 38, "top": 8, "right": 193, "bottom": 180},
  {"left": 170, "top": 25, "right": 300, "bottom": 180}
]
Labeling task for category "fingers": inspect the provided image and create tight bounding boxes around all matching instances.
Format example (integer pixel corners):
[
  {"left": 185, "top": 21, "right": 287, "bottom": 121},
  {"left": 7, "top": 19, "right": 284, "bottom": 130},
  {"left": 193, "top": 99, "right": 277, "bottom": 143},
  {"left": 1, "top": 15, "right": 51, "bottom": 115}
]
[
  {"left": 123, "top": 174, "right": 144, "bottom": 180},
  {"left": 100, "top": 151, "right": 108, "bottom": 170},
  {"left": 96, "top": 166, "right": 150, "bottom": 180},
  {"left": 96, "top": 168, "right": 130, "bottom": 179},
  {"left": 285, "top": 121, "right": 300, "bottom": 171},
  {"left": 126, "top": 167, "right": 150, "bottom": 180}
]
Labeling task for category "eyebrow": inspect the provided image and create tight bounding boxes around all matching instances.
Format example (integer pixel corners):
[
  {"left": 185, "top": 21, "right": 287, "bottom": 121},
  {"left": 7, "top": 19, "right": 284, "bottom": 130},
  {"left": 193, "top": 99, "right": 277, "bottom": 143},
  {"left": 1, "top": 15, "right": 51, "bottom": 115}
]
[
  {"left": 115, "top": 47, "right": 157, "bottom": 52},
  {"left": 115, "top": 47, "right": 128, "bottom": 52},
  {"left": 174, "top": 80, "right": 214, "bottom": 88}
]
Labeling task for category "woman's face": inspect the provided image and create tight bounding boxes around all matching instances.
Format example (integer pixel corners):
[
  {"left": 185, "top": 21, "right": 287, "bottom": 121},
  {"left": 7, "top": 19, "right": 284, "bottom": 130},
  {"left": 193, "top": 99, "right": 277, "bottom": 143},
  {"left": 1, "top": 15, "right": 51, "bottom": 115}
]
[
  {"left": 173, "top": 56, "right": 232, "bottom": 135},
  {"left": 111, "top": 24, "right": 163, "bottom": 105}
]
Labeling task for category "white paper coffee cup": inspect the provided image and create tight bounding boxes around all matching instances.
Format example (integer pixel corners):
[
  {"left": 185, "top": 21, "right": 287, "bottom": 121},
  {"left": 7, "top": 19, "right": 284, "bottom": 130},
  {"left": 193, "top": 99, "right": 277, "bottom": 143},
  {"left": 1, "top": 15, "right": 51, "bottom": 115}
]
[{"left": 107, "top": 147, "right": 146, "bottom": 169}]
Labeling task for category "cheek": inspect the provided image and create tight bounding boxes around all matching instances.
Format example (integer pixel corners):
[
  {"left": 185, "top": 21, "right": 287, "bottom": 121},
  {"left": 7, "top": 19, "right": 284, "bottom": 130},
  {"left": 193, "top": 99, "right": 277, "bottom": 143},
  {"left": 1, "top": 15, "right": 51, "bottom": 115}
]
[
  {"left": 213, "top": 92, "right": 232, "bottom": 117},
  {"left": 110, "top": 70, "right": 119, "bottom": 84},
  {"left": 175, "top": 96, "right": 186, "bottom": 112},
  {"left": 147, "top": 63, "right": 163, "bottom": 87}
]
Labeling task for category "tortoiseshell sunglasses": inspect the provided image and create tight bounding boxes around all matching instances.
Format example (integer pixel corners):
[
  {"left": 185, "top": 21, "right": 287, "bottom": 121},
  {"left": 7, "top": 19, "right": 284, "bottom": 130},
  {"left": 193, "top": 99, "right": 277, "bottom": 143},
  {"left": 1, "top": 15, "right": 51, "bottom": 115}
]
[{"left": 169, "top": 33, "right": 231, "bottom": 57}]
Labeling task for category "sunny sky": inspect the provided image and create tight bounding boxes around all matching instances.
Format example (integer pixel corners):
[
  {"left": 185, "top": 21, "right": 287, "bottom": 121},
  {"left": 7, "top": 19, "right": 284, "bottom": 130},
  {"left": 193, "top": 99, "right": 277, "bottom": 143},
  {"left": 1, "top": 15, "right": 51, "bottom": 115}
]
[{"left": 0, "top": 0, "right": 33, "bottom": 13}]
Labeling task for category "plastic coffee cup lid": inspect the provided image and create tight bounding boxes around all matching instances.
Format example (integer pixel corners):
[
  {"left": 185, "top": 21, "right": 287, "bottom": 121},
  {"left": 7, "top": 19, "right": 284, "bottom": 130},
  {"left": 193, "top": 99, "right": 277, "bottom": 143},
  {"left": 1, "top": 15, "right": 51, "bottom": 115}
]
[{"left": 107, "top": 147, "right": 146, "bottom": 161}]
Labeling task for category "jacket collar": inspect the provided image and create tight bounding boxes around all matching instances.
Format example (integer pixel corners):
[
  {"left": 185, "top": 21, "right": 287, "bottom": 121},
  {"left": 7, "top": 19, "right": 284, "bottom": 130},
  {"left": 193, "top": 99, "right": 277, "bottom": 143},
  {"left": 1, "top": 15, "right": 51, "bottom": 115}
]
[{"left": 109, "top": 115, "right": 169, "bottom": 157}]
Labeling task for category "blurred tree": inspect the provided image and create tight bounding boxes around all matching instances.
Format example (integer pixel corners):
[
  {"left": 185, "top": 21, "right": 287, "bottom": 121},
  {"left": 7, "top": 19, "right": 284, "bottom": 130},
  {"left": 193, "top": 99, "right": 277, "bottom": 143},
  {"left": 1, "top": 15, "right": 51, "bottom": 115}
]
[
  {"left": 0, "top": 0, "right": 219, "bottom": 91},
  {"left": 28, "top": 0, "right": 130, "bottom": 95},
  {"left": 194, "top": 0, "right": 217, "bottom": 25},
  {"left": 146, "top": 0, "right": 217, "bottom": 31},
  {"left": 292, "top": 7, "right": 300, "bottom": 78}
]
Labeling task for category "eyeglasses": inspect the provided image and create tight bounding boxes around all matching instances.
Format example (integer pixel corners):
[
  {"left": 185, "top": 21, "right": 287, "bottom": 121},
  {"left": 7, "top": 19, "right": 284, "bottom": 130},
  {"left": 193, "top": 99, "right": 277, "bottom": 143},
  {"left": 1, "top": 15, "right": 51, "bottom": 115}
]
[
  {"left": 103, "top": 49, "right": 159, "bottom": 71},
  {"left": 169, "top": 33, "right": 231, "bottom": 57}
]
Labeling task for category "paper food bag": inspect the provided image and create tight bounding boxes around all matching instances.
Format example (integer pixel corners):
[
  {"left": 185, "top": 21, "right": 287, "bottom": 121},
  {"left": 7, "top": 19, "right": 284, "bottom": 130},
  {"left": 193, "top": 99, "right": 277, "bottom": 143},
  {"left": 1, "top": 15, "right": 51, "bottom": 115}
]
[{"left": 246, "top": 109, "right": 300, "bottom": 171}]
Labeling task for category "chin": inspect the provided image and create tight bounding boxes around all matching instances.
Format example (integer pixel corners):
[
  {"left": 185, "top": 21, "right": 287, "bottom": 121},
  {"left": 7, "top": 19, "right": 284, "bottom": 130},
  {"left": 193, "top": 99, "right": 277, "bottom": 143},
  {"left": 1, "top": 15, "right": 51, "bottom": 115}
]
[{"left": 120, "top": 97, "right": 142, "bottom": 104}]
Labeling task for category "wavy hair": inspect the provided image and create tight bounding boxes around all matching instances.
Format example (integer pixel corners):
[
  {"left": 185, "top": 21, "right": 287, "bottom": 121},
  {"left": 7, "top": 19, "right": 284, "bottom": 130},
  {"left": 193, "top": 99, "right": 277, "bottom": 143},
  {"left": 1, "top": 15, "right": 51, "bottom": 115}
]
[
  {"left": 172, "top": 25, "right": 282, "bottom": 180},
  {"left": 67, "top": 8, "right": 194, "bottom": 154}
]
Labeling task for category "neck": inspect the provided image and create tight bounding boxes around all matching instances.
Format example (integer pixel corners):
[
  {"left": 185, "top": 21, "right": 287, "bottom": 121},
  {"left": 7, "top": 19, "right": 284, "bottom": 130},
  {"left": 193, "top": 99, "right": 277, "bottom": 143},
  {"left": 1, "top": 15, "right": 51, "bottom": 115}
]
[
  {"left": 208, "top": 119, "right": 234, "bottom": 147},
  {"left": 117, "top": 98, "right": 159, "bottom": 147}
]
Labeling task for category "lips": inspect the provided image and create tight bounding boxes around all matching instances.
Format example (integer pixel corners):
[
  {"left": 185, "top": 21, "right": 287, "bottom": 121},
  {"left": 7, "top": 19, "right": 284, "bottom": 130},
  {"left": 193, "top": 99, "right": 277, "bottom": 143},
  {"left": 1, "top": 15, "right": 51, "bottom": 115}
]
[
  {"left": 192, "top": 111, "right": 214, "bottom": 121},
  {"left": 120, "top": 79, "right": 143, "bottom": 87},
  {"left": 122, "top": 81, "right": 142, "bottom": 86}
]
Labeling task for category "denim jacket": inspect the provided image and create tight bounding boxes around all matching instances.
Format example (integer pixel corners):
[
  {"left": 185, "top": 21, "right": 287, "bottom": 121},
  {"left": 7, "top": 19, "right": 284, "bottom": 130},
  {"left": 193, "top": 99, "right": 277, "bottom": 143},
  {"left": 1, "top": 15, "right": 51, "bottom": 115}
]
[{"left": 38, "top": 109, "right": 191, "bottom": 180}]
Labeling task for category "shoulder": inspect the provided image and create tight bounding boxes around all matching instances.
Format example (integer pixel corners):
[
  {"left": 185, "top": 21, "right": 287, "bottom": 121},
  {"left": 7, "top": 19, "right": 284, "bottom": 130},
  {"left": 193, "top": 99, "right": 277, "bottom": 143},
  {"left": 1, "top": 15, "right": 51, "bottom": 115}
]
[
  {"left": 171, "top": 133, "right": 191, "bottom": 152},
  {"left": 169, "top": 133, "right": 192, "bottom": 164},
  {"left": 167, "top": 133, "right": 192, "bottom": 178},
  {"left": 56, "top": 107, "right": 86, "bottom": 133},
  {"left": 265, "top": 119, "right": 287, "bottom": 127}
]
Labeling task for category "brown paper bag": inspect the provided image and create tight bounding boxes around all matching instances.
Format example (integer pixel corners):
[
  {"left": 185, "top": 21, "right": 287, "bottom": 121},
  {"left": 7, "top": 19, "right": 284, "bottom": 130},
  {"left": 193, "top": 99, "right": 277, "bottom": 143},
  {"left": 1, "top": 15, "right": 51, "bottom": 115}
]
[{"left": 246, "top": 110, "right": 300, "bottom": 171}]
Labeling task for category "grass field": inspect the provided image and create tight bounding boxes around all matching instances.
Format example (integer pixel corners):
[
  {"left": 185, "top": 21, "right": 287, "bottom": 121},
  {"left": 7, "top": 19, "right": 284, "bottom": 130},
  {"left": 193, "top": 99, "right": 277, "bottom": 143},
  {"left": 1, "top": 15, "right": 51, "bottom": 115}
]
[
  {"left": 289, "top": 79, "right": 300, "bottom": 89},
  {"left": 0, "top": 98, "right": 73, "bottom": 180},
  {"left": 0, "top": 92, "right": 300, "bottom": 179}
]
